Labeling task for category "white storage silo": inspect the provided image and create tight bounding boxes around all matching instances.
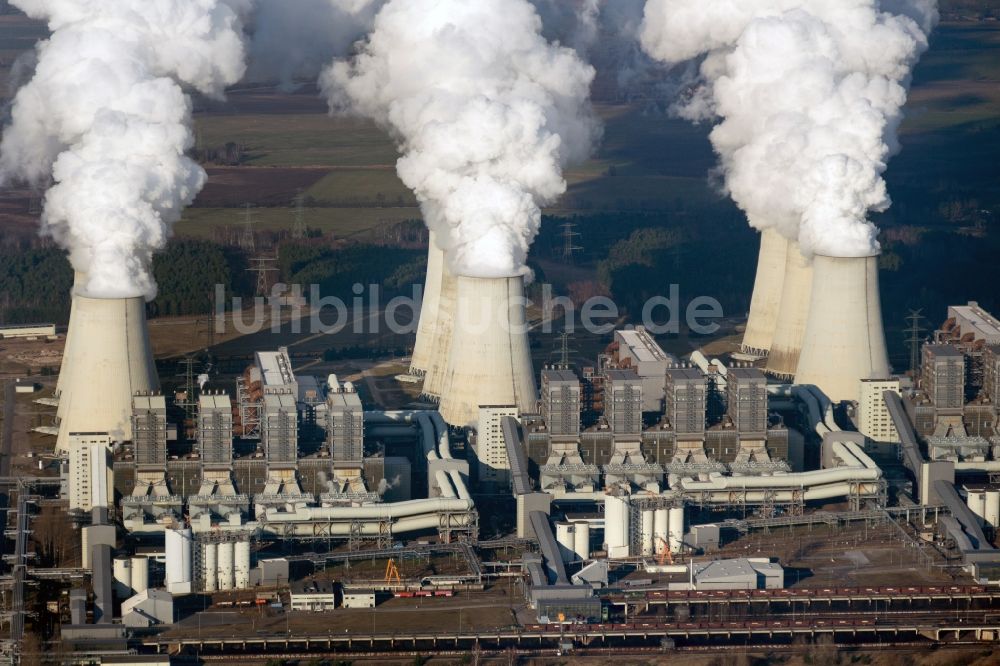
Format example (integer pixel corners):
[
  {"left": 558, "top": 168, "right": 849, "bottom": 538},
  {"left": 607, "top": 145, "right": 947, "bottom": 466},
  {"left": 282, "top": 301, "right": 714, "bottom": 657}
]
[
  {"left": 113, "top": 557, "right": 132, "bottom": 598},
  {"left": 765, "top": 242, "right": 813, "bottom": 379},
  {"left": 967, "top": 489, "right": 987, "bottom": 522},
  {"left": 573, "top": 522, "right": 590, "bottom": 561},
  {"left": 235, "top": 540, "right": 251, "bottom": 590},
  {"left": 217, "top": 541, "right": 235, "bottom": 591},
  {"left": 604, "top": 494, "right": 631, "bottom": 558},
  {"left": 986, "top": 491, "right": 1000, "bottom": 528},
  {"left": 56, "top": 295, "right": 159, "bottom": 453},
  {"left": 668, "top": 507, "right": 685, "bottom": 555},
  {"left": 741, "top": 229, "right": 787, "bottom": 359},
  {"left": 131, "top": 556, "right": 149, "bottom": 595},
  {"left": 654, "top": 509, "right": 669, "bottom": 555},
  {"left": 794, "top": 255, "right": 891, "bottom": 402},
  {"left": 438, "top": 275, "right": 537, "bottom": 426},
  {"left": 203, "top": 542, "right": 218, "bottom": 592},
  {"left": 165, "top": 527, "right": 193, "bottom": 594},
  {"left": 640, "top": 509, "right": 655, "bottom": 557},
  {"left": 556, "top": 522, "right": 576, "bottom": 563}
]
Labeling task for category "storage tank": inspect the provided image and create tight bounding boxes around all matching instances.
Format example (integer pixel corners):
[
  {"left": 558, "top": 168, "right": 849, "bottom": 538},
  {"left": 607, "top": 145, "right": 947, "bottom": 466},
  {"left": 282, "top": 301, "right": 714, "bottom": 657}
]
[
  {"left": 986, "top": 491, "right": 1000, "bottom": 528},
  {"left": 967, "top": 489, "right": 987, "bottom": 522},
  {"left": 217, "top": 541, "right": 235, "bottom": 591},
  {"left": 438, "top": 275, "right": 537, "bottom": 426},
  {"left": 741, "top": 229, "right": 788, "bottom": 359},
  {"left": 604, "top": 493, "right": 631, "bottom": 558},
  {"left": 235, "top": 540, "right": 251, "bottom": 590},
  {"left": 165, "top": 527, "right": 193, "bottom": 594},
  {"left": 640, "top": 509, "right": 655, "bottom": 557},
  {"left": 668, "top": 507, "right": 685, "bottom": 554},
  {"left": 794, "top": 255, "right": 891, "bottom": 402},
  {"left": 112, "top": 557, "right": 132, "bottom": 598},
  {"left": 131, "top": 556, "right": 149, "bottom": 595},
  {"left": 574, "top": 522, "right": 590, "bottom": 561},
  {"left": 202, "top": 542, "right": 218, "bottom": 592},
  {"left": 765, "top": 242, "right": 814, "bottom": 379},
  {"left": 654, "top": 508, "right": 669, "bottom": 555},
  {"left": 56, "top": 295, "right": 159, "bottom": 453},
  {"left": 556, "top": 522, "right": 576, "bottom": 563}
]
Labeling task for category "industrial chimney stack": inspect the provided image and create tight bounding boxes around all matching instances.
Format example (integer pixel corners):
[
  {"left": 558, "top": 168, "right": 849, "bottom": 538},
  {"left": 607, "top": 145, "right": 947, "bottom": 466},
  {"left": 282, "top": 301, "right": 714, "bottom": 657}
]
[
  {"left": 740, "top": 229, "right": 788, "bottom": 359},
  {"left": 437, "top": 275, "right": 537, "bottom": 426},
  {"left": 56, "top": 295, "right": 159, "bottom": 453},
  {"left": 794, "top": 254, "right": 891, "bottom": 402},
  {"left": 764, "top": 241, "right": 814, "bottom": 379}
]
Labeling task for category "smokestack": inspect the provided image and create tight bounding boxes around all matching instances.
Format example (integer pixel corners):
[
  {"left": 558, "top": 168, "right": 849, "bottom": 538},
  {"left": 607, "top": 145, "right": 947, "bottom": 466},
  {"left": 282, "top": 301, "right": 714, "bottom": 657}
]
[
  {"left": 56, "top": 295, "right": 159, "bottom": 453},
  {"left": 764, "top": 242, "right": 813, "bottom": 380},
  {"left": 740, "top": 229, "right": 788, "bottom": 359},
  {"left": 794, "top": 255, "right": 890, "bottom": 402},
  {"left": 437, "top": 275, "right": 537, "bottom": 426}
]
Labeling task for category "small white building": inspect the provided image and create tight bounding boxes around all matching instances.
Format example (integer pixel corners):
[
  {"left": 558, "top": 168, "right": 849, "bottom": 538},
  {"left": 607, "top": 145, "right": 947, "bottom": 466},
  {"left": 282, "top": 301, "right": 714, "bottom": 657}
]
[
  {"left": 121, "top": 589, "right": 174, "bottom": 627},
  {"left": 341, "top": 588, "right": 376, "bottom": 609},
  {"left": 0, "top": 323, "right": 56, "bottom": 339},
  {"left": 68, "top": 433, "right": 114, "bottom": 513},
  {"left": 290, "top": 580, "right": 336, "bottom": 611},
  {"left": 693, "top": 558, "right": 784, "bottom": 590}
]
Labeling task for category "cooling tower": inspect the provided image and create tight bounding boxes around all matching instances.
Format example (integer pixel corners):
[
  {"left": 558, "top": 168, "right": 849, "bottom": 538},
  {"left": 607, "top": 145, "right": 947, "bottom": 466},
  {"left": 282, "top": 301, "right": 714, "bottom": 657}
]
[
  {"left": 56, "top": 271, "right": 87, "bottom": 422},
  {"left": 437, "top": 275, "right": 537, "bottom": 426},
  {"left": 419, "top": 262, "right": 457, "bottom": 399},
  {"left": 764, "top": 241, "right": 814, "bottom": 379},
  {"left": 741, "top": 229, "right": 788, "bottom": 358},
  {"left": 56, "top": 295, "right": 159, "bottom": 453},
  {"left": 794, "top": 254, "right": 890, "bottom": 402},
  {"left": 410, "top": 234, "right": 444, "bottom": 376}
]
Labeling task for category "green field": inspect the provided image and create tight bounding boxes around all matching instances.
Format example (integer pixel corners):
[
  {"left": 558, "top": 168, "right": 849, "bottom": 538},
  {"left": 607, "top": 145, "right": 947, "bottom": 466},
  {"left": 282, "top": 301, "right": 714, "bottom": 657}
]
[{"left": 175, "top": 205, "right": 420, "bottom": 240}]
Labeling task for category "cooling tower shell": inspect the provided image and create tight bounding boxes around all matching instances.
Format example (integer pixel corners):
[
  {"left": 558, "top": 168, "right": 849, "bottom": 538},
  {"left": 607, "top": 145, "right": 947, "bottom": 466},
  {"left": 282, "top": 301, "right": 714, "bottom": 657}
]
[
  {"left": 741, "top": 229, "right": 788, "bottom": 358},
  {"left": 765, "top": 242, "right": 814, "bottom": 379},
  {"left": 793, "top": 255, "right": 890, "bottom": 402},
  {"left": 418, "top": 240, "right": 457, "bottom": 398},
  {"left": 437, "top": 275, "right": 537, "bottom": 426},
  {"left": 56, "top": 295, "right": 159, "bottom": 453},
  {"left": 56, "top": 271, "right": 87, "bottom": 422},
  {"left": 410, "top": 235, "right": 444, "bottom": 376}
]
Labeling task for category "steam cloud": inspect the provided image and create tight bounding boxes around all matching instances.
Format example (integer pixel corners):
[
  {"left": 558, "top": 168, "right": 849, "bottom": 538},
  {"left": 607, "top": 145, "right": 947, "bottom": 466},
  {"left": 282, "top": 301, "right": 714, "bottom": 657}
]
[
  {"left": 640, "top": 0, "right": 938, "bottom": 257},
  {"left": 323, "top": 0, "right": 599, "bottom": 278},
  {"left": 0, "top": 0, "right": 247, "bottom": 299}
]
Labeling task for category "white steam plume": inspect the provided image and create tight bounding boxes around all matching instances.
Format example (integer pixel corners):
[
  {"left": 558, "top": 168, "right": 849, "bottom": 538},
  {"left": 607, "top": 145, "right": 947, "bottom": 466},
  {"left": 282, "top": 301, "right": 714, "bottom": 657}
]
[
  {"left": 640, "top": 0, "right": 937, "bottom": 257},
  {"left": 0, "top": 0, "right": 247, "bottom": 299},
  {"left": 323, "top": 0, "right": 599, "bottom": 278}
]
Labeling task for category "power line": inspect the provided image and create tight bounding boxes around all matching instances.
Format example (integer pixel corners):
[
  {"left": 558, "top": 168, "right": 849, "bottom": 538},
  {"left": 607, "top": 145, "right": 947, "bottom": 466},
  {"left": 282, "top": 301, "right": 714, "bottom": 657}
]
[
  {"left": 239, "top": 203, "right": 257, "bottom": 253},
  {"left": 560, "top": 220, "right": 581, "bottom": 264},
  {"left": 905, "top": 309, "right": 926, "bottom": 378}
]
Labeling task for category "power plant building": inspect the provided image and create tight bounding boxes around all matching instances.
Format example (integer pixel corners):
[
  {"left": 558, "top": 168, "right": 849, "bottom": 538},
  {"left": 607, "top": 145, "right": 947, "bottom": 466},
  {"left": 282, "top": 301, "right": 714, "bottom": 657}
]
[
  {"left": 612, "top": 328, "right": 674, "bottom": 411},
  {"left": 725, "top": 368, "right": 768, "bottom": 439},
  {"left": 540, "top": 369, "right": 582, "bottom": 441},
  {"left": 605, "top": 370, "right": 643, "bottom": 440},
  {"left": 132, "top": 394, "right": 168, "bottom": 468},
  {"left": 858, "top": 379, "right": 901, "bottom": 443},
  {"left": 69, "top": 433, "right": 114, "bottom": 513},
  {"left": 325, "top": 379, "right": 364, "bottom": 466},
  {"left": 476, "top": 405, "right": 519, "bottom": 487},
  {"left": 198, "top": 393, "right": 234, "bottom": 466},
  {"left": 665, "top": 367, "right": 707, "bottom": 439}
]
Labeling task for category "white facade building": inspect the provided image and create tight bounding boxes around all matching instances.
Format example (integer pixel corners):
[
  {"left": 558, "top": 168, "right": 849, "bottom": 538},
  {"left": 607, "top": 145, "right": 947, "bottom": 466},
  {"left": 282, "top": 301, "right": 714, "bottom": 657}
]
[
  {"left": 858, "top": 379, "right": 901, "bottom": 443},
  {"left": 477, "top": 406, "right": 519, "bottom": 487},
  {"left": 68, "top": 433, "right": 113, "bottom": 512}
]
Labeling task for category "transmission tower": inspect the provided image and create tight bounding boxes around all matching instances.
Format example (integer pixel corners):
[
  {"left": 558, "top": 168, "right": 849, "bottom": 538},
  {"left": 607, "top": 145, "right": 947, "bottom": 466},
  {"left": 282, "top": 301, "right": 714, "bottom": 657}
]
[
  {"left": 905, "top": 309, "right": 926, "bottom": 378},
  {"left": 550, "top": 331, "right": 577, "bottom": 368},
  {"left": 248, "top": 255, "right": 278, "bottom": 296},
  {"left": 239, "top": 203, "right": 257, "bottom": 253},
  {"left": 291, "top": 191, "right": 307, "bottom": 240},
  {"left": 560, "top": 220, "right": 581, "bottom": 264}
]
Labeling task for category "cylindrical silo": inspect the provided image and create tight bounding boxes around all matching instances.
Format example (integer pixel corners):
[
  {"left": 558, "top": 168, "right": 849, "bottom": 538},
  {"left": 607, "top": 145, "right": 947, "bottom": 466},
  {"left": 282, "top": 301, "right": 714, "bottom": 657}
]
[
  {"left": 574, "top": 523, "right": 590, "bottom": 561},
  {"left": 56, "top": 295, "right": 159, "bottom": 452},
  {"left": 604, "top": 493, "right": 631, "bottom": 558},
  {"left": 794, "top": 255, "right": 891, "bottom": 402},
  {"left": 131, "top": 556, "right": 148, "bottom": 595},
  {"left": 641, "top": 509, "right": 655, "bottom": 557},
  {"left": 668, "top": 507, "right": 685, "bottom": 555},
  {"left": 654, "top": 509, "right": 669, "bottom": 555},
  {"left": 967, "top": 490, "right": 987, "bottom": 522},
  {"left": 741, "top": 229, "right": 788, "bottom": 359},
  {"left": 165, "top": 527, "right": 193, "bottom": 593},
  {"left": 556, "top": 522, "right": 576, "bottom": 563},
  {"left": 765, "top": 242, "right": 814, "bottom": 379},
  {"left": 203, "top": 543, "right": 218, "bottom": 592},
  {"left": 217, "top": 541, "right": 235, "bottom": 591},
  {"left": 985, "top": 491, "right": 1000, "bottom": 528},
  {"left": 438, "top": 275, "right": 537, "bottom": 426},
  {"left": 113, "top": 557, "right": 132, "bottom": 598},
  {"left": 235, "top": 540, "right": 251, "bottom": 590}
]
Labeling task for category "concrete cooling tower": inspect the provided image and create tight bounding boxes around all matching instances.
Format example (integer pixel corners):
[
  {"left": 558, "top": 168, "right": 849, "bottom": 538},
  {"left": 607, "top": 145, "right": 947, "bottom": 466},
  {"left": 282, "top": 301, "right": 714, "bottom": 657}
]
[
  {"left": 56, "top": 295, "right": 159, "bottom": 453},
  {"left": 794, "top": 255, "right": 890, "bottom": 402},
  {"left": 437, "top": 275, "right": 537, "bottom": 426},
  {"left": 765, "top": 241, "right": 814, "bottom": 379},
  {"left": 410, "top": 235, "right": 444, "bottom": 377},
  {"left": 741, "top": 229, "right": 788, "bottom": 359},
  {"left": 419, "top": 268, "right": 457, "bottom": 400},
  {"left": 56, "top": 271, "right": 86, "bottom": 424}
]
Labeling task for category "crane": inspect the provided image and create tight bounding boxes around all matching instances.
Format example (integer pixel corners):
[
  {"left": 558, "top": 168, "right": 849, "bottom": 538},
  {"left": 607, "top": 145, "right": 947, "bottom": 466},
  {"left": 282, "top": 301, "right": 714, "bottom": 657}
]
[
  {"left": 384, "top": 558, "right": 401, "bottom": 585},
  {"left": 656, "top": 537, "right": 674, "bottom": 566}
]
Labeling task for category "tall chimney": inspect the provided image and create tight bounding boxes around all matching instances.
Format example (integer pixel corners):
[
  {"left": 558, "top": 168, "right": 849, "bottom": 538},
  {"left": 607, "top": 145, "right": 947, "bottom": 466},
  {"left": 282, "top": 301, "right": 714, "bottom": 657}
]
[
  {"left": 794, "top": 255, "right": 890, "bottom": 402},
  {"left": 741, "top": 229, "right": 788, "bottom": 359},
  {"left": 56, "top": 295, "right": 159, "bottom": 453},
  {"left": 437, "top": 275, "right": 537, "bottom": 426},
  {"left": 764, "top": 241, "right": 814, "bottom": 379}
]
